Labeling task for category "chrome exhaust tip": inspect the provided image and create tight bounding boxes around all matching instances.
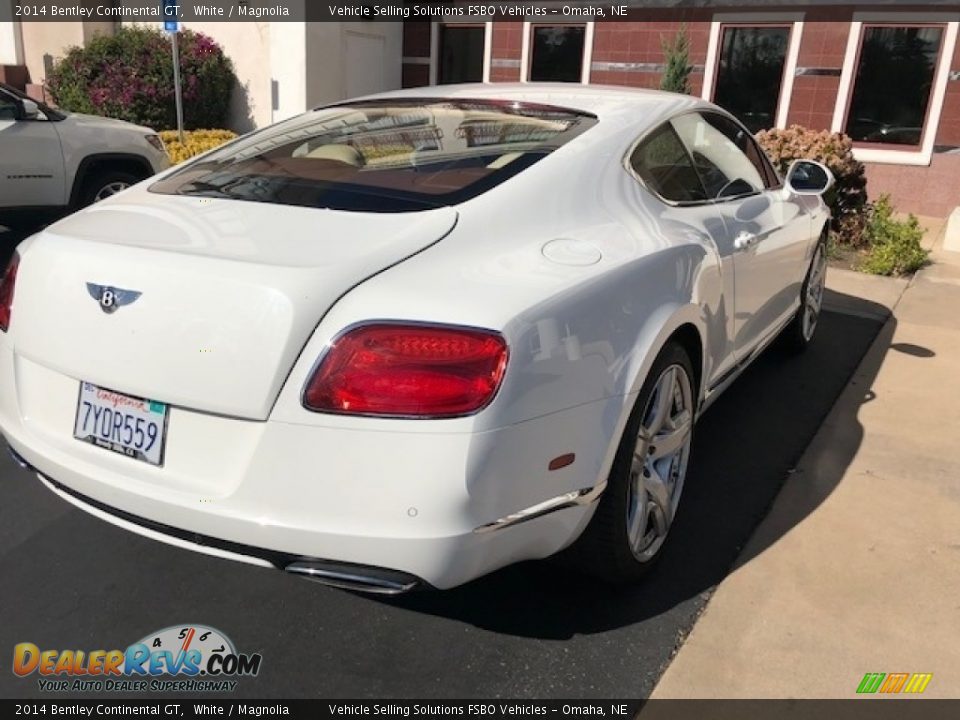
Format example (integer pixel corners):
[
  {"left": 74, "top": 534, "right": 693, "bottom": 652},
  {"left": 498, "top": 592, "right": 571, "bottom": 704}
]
[
  {"left": 285, "top": 560, "right": 423, "bottom": 595},
  {"left": 7, "top": 446, "right": 32, "bottom": 471}
]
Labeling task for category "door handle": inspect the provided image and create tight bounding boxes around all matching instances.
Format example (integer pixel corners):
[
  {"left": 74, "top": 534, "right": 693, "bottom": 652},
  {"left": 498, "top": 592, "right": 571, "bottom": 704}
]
[{"left": 734, "top": 231, "right": 759, "bottom": 251}]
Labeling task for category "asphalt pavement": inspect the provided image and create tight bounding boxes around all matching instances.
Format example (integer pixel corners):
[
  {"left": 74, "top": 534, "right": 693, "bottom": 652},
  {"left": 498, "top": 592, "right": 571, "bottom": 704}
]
[{"left": 0, "top": 290, "right": 883, "bottom": 699}]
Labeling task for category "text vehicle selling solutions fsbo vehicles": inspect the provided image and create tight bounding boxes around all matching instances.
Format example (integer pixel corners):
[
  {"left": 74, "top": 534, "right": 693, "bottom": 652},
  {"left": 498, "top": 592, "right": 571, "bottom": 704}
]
[{"left": 0, "top": 84, "right": 834, "bottom": 592}]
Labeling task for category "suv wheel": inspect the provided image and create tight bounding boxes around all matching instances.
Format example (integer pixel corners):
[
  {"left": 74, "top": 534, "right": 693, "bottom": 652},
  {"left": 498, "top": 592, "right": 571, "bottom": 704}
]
[{"left": 80, "top": 170, "right": 140, "bottom": 206}]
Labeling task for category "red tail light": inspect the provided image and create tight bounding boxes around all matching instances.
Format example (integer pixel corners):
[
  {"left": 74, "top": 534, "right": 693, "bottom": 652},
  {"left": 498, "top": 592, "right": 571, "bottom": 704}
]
[
  {"left": 0, "top": 252, "right": 19, "bottom": 333},
  {"left": 303, "top": 323, "right": 509, "bottom": 418}
]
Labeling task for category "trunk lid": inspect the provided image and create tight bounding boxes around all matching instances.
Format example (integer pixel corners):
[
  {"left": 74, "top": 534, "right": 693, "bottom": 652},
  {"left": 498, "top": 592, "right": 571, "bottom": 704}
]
[{"left": 12, "top": 191, "right": 457, "bottom": 419}]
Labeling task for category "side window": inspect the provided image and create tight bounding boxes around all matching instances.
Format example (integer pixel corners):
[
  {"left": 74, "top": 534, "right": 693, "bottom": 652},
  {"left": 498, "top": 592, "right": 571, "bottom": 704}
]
[
  {"left": 737, "top": 123, "right": 781, "bottom": 189},
  {"left": 671, "top": 112, "right": 765, "bottom": 200},
  {"left": 629, "top": 122, "right": 707, "bottom": 204},
  {"left": 703, "top": 112, "right": 780, "bottom": 190},
  {"left": 0, "top": 92, "right": 19, "bottom": 121},
  {"left": 754, "top": 145, "right": 782, "bottom": 189}
]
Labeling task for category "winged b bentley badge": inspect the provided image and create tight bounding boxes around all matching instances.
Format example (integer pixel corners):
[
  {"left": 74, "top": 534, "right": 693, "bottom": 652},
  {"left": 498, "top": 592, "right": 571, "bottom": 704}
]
[{"left": 86, "top": 283, "right": 142, "bottom": 314}]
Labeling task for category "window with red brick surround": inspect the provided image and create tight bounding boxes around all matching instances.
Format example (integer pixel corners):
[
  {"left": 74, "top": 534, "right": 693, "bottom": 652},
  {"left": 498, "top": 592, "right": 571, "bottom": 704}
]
[{"left": 842, "top": 24, "right": 947, "bottom": 149}]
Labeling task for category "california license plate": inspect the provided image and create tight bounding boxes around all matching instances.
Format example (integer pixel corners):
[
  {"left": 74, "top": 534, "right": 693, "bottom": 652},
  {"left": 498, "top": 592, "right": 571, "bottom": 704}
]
[{"left": 73, "top": 382, "right": 168, "bottom": 466}]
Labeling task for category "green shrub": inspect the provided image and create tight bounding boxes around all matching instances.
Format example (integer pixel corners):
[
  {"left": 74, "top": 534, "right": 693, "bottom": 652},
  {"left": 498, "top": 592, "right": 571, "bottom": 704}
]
[
  {"left": 858, "top": 196, "right": 929, "bottom": 276},
  {"left": 46, "top": 27, "right": 234, "bottom": 131},
  {"left": 756, "top": 126, "right": 868, "bottom": 247},
  {"left": 660, "top": 25, "right": 693, "bottom": 95},
  {"left": 160, "top": 129, "right": 237, "bottom": 164}
]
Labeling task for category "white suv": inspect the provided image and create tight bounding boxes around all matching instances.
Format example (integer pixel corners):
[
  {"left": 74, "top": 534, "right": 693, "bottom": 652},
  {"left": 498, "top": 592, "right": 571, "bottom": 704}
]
[{"left": 0, "top": 82, "right": 170, "bottom": 227}]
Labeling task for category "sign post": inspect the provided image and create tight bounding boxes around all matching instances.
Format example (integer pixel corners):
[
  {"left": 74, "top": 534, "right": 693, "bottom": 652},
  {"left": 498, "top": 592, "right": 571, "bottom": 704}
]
[{"left": 163, "top": 0, "right": 184, "bottom": 145}]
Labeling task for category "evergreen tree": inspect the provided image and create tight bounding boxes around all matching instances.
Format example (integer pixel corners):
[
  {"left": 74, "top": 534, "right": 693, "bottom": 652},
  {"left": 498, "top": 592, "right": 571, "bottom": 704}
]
[{"left": 660, "top": 25, "right": 693, "bottom": 95}]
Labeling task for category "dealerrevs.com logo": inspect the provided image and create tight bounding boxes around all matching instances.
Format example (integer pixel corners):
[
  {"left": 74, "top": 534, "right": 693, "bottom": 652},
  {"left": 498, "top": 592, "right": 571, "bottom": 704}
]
[{"left": 13, "top": 624, "right": 262, "bottom": 693}]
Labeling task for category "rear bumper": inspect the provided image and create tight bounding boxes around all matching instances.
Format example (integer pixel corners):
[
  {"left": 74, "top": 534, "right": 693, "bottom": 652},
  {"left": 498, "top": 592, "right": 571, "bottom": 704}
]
[
  {"left": 0, "top": 347, "right": 609, "bottom": 590},
  {"left": 12, "top": 456, "right": 424, "bottom": 594}
]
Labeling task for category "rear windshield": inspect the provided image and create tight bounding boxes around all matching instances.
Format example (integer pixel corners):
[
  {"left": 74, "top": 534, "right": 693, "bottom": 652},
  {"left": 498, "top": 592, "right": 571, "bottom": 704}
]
[{"left": 150, "top": 99, "right": 597, "bottom": 212}]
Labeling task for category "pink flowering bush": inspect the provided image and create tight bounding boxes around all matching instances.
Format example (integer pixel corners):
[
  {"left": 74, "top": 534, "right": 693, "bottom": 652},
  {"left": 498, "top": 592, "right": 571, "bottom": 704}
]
[
  {"left": 756, "top": 126, "right": 869, "bottom": 247},
  {"left": 47, "top": 27, "right": 233, "bottom": 131}
]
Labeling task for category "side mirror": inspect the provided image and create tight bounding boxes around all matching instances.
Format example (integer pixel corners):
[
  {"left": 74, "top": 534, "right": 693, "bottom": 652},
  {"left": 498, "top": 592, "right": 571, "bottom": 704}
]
[
  {"left": 18, "top": 98, "right": 41, "bottom": 121},
  {"left": 785, "top": 159, "right": 834, "bottom": 196}
]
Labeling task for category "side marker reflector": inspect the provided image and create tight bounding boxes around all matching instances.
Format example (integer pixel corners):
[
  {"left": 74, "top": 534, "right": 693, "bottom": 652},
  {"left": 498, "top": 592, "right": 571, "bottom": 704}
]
[{"left": 548, "top": 453, "right": 576, "bottom": 471}]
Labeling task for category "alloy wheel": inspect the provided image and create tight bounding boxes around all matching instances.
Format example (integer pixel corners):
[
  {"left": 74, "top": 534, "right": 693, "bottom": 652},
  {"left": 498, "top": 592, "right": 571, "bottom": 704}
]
[
  {"left": 94, "top": 181, "right": 131, "bottom": 202},
  {"left": 802, "top": 244, "right": 827, "bottom": 341},
  {"left": 626, "top": 363, "right": 693, "bottom": 562}
]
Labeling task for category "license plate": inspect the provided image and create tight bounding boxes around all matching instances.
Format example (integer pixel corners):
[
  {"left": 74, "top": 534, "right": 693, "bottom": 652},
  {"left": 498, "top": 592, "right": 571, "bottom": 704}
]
[{"left": 73, "top": 382, "right": 168, "bottom": 466}]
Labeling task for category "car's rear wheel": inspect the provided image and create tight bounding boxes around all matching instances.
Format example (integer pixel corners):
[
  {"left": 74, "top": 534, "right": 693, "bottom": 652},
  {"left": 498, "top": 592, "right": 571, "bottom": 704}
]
[
  {"left": 566, "top": 341, "right": 695, "bottom": 583},
  {"left": 80, "top": 170, "right": 140, "bottom": 207},
  {"left": 781, "top": 233, "right": 828, "bottom": 353}
]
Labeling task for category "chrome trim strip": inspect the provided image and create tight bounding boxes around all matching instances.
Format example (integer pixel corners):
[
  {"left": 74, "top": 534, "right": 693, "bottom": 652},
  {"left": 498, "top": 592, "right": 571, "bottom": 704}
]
[
  {"left": 794, "top": 67, "right": 842, "bottom": 77},
  {"left": 7, "top": 446, "right": 31, "bottom": 470},
  {"left": 473, "top": 481, "right": 607, "bottom": 534},
  {"left": 592, "top": 61, "right": 705, "bottom": 74},
  {"left": 284, "top": 562, "right": 419, "bottom": 595},
  {"left": 702, "top": 304, "right": 799, "bottom": 415}
]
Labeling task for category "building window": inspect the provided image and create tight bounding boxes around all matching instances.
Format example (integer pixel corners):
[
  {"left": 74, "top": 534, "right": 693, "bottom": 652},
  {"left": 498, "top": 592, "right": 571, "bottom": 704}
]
[
  {"left": 438, "top": 25, "right": 485, "bottom": 84},
  {"left": 529, "top": 25, "right": 586, "bottom": 82},
  {"left": 844, "top": 25, "right": 945, "bottom": 147},
  {"left": 713, "top": 25, "right": 791, "bottom": 133}
]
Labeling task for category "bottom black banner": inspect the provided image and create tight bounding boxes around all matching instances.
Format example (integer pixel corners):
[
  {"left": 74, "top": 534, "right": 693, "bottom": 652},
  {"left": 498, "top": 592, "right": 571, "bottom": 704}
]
[{"left": 3, "top": 700, "right": 960, "bottom": 720}]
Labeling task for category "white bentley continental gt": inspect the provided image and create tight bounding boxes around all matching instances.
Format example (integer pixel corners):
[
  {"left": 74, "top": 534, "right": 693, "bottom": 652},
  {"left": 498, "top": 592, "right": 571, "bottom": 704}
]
[{"left": 0, "top": 84, "right": 833, "bottom": 592}]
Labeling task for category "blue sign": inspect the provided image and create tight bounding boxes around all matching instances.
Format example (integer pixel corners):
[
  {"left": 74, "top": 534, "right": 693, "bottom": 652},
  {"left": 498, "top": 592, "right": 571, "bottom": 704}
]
[{"left": 163, "top": 0, "right": 179, "bottom": 32}]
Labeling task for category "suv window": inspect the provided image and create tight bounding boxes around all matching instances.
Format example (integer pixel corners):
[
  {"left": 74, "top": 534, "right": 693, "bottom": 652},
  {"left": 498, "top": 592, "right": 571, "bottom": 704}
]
[
  {"left": 0, "top": 91, "right": 19, "bottom": 121},
  {"left": 671, "top": 112, "right": 765, "bottom": 200},
  {"left": 629, "top": 122, "right": 707, "bottom": 204},
  {"left": 0, "top": 83, "right": 63, "bottom": 121}
]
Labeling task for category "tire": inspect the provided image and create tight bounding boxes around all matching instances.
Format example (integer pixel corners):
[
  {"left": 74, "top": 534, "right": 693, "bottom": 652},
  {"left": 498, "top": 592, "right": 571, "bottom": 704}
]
[
  {"left": 564, "top": 341, "right": 696, "bottom": 584},
  {"left": 781, "top": 232, "right": 828, "bottom": 354},
  {"left": 79, "top": 170, "right": 140, "bottom": 207}
]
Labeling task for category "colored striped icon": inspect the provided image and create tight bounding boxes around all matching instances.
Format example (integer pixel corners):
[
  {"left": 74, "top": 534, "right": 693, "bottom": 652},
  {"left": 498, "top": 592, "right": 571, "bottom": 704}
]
[{"left": 857, "top": 672, "right": 933, "bottom": 694}]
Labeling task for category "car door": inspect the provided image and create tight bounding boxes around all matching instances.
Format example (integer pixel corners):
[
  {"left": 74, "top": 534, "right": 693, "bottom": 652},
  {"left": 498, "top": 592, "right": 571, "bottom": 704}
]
[
  {"left": 0, "top": 88, "right": 66, "bottom": 209},
  {"left": 626, "top": 121, "right": 739, "bottom": 387},
  {"left": 671, "top": 111, "right": 809, "bottom": 359}
]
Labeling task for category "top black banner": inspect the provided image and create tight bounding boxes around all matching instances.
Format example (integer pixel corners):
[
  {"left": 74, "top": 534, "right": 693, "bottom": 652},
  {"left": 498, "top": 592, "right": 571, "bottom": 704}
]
[{"left": 3, "top": 0, "right": 960, "bottom": 24}]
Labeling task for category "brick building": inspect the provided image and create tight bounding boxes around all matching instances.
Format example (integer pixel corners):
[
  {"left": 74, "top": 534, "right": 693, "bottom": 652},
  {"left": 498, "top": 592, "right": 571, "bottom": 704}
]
[{"left": 402, "top": 7, "right": 960, "bottom": 217}]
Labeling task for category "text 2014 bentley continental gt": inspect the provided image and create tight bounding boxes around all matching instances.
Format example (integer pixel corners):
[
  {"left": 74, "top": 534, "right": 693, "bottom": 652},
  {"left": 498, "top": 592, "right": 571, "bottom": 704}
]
[{"left": 0, "top": 84, "right": 834, "bottom": 593}]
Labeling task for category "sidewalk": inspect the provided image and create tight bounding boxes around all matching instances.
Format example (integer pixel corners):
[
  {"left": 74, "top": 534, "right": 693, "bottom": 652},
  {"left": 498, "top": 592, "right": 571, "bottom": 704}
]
[{"left": 650, "top": 219, "right": 960, "bottom": 698}]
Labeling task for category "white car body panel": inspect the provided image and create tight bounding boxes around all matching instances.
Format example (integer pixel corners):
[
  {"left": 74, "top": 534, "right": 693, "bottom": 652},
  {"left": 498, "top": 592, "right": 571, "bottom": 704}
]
[
  {"left": 0, "top": 84, "right": 830, "bottom": 589},
  {"left": 13, "top": 198, "right": 457, "bottom": 418},
  {"left": 52, "top": 113, "right": 169, "bottom": 203},
  {"left": 0, "top": 87, "right": 169, "bottom": 210},
  {"left": 0, "top": 116, "right": 66, "bottom": 206}
]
